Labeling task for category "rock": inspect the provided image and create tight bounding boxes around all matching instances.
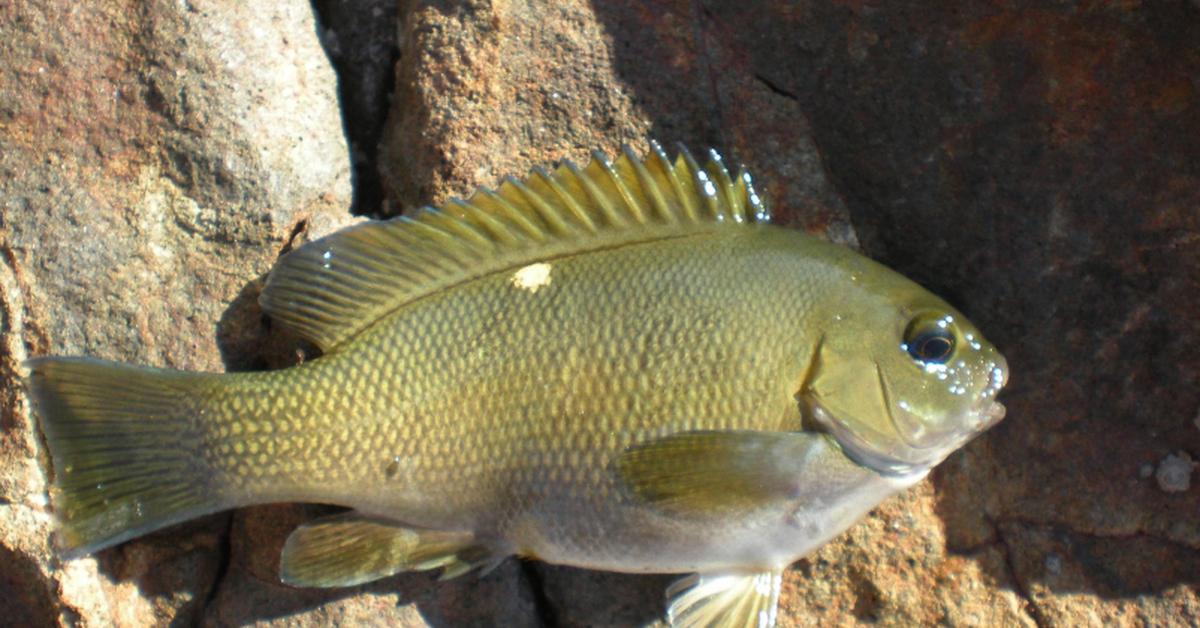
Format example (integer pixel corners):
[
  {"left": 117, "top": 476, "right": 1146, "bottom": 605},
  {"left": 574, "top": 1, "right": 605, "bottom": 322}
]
[
  {"left": 380, "top": 0, "right": 853, "bottom": 243},
  {"left": 4, "top": 0, "right": 1198, "bottom": 626},
  {"left": 1, "top": 0, "right": 352, "bottom": 624},
  {"left": 774, "top": 484, "right": 1035, "bottom": 627},
  {"left": 999, "top": 520, "right": 1200, "bottom": 625},
  {"left": 1156, "top": 452, "right": 1195, "bottom": 493},
  {"left": 312, "top": 0, "right": 400, "bottom": 214}
]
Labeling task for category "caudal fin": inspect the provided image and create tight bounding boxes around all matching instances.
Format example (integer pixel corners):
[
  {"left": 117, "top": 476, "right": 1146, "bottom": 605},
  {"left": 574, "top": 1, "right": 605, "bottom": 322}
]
[{"left": 25, "top": 357, "right": 223, "bottom": 556}]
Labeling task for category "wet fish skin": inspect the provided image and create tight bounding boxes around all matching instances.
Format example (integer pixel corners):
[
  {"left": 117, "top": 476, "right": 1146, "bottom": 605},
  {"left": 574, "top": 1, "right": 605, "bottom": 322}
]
[{"left": 27, "top": 144, "right": 1007, "bottom": 627}]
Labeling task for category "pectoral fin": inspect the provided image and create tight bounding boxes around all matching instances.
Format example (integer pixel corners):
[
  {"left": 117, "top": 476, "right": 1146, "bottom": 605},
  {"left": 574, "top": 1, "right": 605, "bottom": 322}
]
[
  {"left": 279, "top": 512, "right": 500, "bottom": 587},
  {"left": 666, "top": 570, "right": 783, "bottom": 628},
  {"left": 615, "top": 430, "right": 833, "bottom": 515}
]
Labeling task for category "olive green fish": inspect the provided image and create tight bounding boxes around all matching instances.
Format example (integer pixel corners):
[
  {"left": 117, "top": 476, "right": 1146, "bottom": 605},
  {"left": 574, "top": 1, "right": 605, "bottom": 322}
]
[{"left": 27, "top": 143, "right": 1007, "bottom": 627}]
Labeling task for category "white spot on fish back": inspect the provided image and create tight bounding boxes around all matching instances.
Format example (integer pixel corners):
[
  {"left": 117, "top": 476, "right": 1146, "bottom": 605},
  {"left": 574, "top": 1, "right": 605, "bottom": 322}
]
[{"left": 511, "top": 263, "right": 553, "bottom": 293}]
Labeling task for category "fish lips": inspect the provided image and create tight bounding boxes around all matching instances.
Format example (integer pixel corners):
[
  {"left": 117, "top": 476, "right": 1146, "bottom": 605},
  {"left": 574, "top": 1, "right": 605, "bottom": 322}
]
[{"left": 802, "top": 394, "right": 1006, "bottom": 478}]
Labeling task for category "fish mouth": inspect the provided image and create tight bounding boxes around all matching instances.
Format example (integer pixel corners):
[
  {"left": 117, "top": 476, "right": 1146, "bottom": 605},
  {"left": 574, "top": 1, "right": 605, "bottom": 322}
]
[
  {"left": 805, "top": 399, "right": 929, "bottom": 478},
  {"left": 802, "top": 395, "right": 1006, "bottom": 479}
]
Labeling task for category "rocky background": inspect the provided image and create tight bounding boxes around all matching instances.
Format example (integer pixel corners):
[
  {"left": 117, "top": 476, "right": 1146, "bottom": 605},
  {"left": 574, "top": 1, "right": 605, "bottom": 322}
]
[{"left": 1, "top": 0, "right": 1197, "bottom": 626}]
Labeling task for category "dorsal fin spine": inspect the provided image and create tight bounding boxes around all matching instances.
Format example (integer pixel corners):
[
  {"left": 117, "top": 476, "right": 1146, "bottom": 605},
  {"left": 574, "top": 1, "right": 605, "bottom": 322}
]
[
  {"left": 624, "top": 144, "right": 676, "bottom": 224},
  {"left": 594, "top": 150, "right": 647, "bottom": 225},
  {"left": 744, "top": 172, "right": 770, "bottom": 221},
  {"left": 705, "top": 149, "right": 743, "bottom": 222},
  {"left": 656, "top": 144, "right": 699, "bottom": 220},
  {"left": 404, "top": 213, "right": 477, "bottom": 260},
  {"left": 417, "top": 209, "right": 491, "bottom": 253},
  {"left": 448, "top": 200, "right": 521, "bottom": 247},
  {"left": 568, "top": 161, "right": 627, "bottom": 228},
  {"left": 679, "top": 147, "right": 723, "bottom": 221},
  {"left": 479, "top": 188, "right": 547, "bottom": 242},
  {"left": 697, "top": 169, "right": 725, "bottom": 222},
  {"left": 503, "top": 177, "right": 576, "bottom": 237},
  {"left": 534, "top": 167, "right": 596, "bottom": 233}
]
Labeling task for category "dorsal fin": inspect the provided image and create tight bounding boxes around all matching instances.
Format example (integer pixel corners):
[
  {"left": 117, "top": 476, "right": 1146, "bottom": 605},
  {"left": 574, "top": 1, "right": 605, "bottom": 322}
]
[{"left": 260, "top": 142, "right": 771, "bottom": 351}]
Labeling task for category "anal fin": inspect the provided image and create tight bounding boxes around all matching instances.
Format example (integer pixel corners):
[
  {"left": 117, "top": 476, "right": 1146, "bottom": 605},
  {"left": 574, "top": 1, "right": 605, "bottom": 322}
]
[
  {"left": 666, "top": 570, "right": 783, "bottom": 628},
  {"left": 279, "top": 512, "right": 501, "bottom": 587}
]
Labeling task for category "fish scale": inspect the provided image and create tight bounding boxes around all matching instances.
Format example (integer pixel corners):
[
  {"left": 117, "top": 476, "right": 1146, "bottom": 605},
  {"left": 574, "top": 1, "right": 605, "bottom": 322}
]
[
  {"left": 194, "top": 232, "right": 793, "bottom": 539},
  {"left": 27, "top": 144, "right": 1007, "bottom": 627}
]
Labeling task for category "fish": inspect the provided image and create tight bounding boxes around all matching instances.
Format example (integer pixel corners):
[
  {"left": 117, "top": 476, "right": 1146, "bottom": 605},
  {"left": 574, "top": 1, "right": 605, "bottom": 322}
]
[{"left": 26, "top": 142, "right": 1008, "bottom": 627}]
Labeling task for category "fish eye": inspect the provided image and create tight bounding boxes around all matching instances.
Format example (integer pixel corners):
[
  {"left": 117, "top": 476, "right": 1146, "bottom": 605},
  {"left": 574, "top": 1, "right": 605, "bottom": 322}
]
[{"left": 903, "top": 316, "right": 956, "bottom": 364}]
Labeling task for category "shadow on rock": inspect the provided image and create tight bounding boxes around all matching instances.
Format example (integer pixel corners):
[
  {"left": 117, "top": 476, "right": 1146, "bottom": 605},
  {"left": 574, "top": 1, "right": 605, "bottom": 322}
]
[
  {"left": 587, "top": 1, "right": 856, "bottom": 241},
  {"left": 216, "top": 273, "right": 317, "bottom": 374},
  {"left": 309, "top": 0, "right": 399, "bottom": 216},
  {"left": 0, "top": 543, "right": 60, "bottom": 627},
  {"left": 528, "top": 563, "right": 673, "bottom": 628},
  {"left": 87, "top": 515, "right": 229, "bottom": 627},
  {"left": 201, "top": 504, "right": 539, "bottom": 627}
]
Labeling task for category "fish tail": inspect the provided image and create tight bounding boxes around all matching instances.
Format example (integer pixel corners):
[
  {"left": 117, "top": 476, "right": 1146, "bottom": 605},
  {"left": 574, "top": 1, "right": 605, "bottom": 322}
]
[{"left": 25, "top": 357, "right": 225, "bottom": 556}]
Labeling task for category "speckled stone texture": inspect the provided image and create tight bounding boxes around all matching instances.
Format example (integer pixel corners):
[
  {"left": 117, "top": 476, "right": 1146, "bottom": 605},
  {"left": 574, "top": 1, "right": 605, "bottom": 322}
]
[{"left": 2, "top": 1, "right": 1197, "bottom": 626}]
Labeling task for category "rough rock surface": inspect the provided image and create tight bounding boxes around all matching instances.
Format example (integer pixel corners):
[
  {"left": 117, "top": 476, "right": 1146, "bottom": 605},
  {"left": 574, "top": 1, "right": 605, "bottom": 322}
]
[
  {"left": 2, "top": 1, "right": 1197, "bottom": 627},
  {"left": 1, "top": 0, "right": 351, "bottom": 625}
]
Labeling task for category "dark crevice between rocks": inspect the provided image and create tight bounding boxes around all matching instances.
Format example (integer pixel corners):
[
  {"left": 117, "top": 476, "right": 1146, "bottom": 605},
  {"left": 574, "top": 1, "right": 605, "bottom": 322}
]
[
  {"left": 518, "top": 561, "right": 557, "bottom": 628},
  {"left": 279, "top": 218, "right": 309, "bottom": 257},
  {"left": 990, "top": 517, "right": 1047, "bottom": 628},
  {"left": 688, "top": 0, "right": 729, "bottom": 153},
  {"left": 199, "top": 516, "right": 234, "bottom": 616},
  {"left": 310, "top": 0, "right": 400, "bottom": 217},
  {"left": 754, "top": 74, "right": 800, "bottom": 103},
  {"left": 0, "top": 543, "right": 62, "bottom": 627}
]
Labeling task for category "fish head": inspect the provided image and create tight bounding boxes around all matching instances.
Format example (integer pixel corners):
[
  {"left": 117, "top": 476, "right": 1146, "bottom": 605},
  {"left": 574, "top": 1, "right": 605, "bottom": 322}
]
[{"left": 798, "top": 266, "right": 1008, "bottom": 477}]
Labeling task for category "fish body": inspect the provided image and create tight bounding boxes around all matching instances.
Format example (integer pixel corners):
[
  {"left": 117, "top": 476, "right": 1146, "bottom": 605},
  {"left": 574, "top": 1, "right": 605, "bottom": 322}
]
[{"left": 28, "top": 144, "right": 1007, "bottom": 627}]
